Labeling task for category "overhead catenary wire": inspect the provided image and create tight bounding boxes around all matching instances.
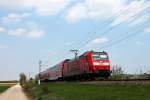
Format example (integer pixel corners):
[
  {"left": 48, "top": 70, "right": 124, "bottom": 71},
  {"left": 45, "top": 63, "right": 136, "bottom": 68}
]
[
  {"left": 99, "top": 16, "right": 150, "bottom": 50},
  {"left": 99, "top": 21, "right": 150, "bottom": 50},
  {"left": 40, "top": 1, "right": 149, "bottom": 69},
  {"left": 68, "top": 1, "right": 139, "bottom": 50},
  {"left": 77, "top": 5, "right": 150, "bottom": 50}
]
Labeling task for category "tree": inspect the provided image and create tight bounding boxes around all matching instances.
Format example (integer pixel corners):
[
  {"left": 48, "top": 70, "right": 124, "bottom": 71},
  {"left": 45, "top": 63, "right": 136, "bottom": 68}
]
[
  {"left": 111, "top": 65, "right": 125, "bottom": 80},
  {"left": 19, "top": 73, "right": 27, "bottom": 86},
  {"left": 112, "top": 65, "right": 124, "bottom": 76}
]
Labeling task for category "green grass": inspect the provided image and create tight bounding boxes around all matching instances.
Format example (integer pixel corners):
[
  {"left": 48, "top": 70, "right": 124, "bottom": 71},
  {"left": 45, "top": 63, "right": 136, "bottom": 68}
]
[
  {"left": 0, "top": 86, "right": 9, "bottom": 93},
  {"left": 25, "top": 82, "right": 150, "bottom": 100}
]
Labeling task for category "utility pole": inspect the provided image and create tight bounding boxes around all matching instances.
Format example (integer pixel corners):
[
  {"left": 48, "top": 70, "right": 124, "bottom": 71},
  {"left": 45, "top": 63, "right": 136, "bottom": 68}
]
[
  {"left": 28, "top": 72, "right": 30, "bottom": 80},
  {"left": 38, "top": 60, "right": 42, "bottom": 85},
  {"left": 70, "top": 49, "right": 79, "bottom": 58}
]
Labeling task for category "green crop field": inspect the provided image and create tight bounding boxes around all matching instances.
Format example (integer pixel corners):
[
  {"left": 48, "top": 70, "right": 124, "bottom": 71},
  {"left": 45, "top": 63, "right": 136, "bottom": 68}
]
[
  {"left": 0, "top": 86, "right": 9, "bottom": 93},
  {"left": 25, "top": 82, "right": 150, "bottom": 100}
]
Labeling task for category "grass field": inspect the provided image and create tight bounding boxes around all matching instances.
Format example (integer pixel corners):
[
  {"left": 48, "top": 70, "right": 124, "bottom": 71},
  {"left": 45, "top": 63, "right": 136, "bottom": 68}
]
[
  {"left": 0, "top": 86, "right": 10, "bottom": 93},
  {"left": 0, "top": 81, "right": 18, "bottom": 87},
  {"left": 25, "top": 82, "right": 150, "bottom": 100}
]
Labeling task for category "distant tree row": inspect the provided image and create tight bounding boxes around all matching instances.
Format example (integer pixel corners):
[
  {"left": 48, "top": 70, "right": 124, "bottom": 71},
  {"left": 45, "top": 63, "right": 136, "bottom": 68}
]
[{"left": 111, "top": 65, "right": 150, "bottom": 80}]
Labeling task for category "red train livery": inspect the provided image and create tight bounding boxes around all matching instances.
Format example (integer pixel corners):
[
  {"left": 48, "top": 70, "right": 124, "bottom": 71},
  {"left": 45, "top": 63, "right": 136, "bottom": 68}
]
[{"left": 38, "top": 51, "right": 111, "bottom": 81}]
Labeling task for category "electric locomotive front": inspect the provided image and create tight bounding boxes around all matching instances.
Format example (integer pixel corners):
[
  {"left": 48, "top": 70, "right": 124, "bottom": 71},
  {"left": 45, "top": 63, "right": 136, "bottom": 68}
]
[{"left": 89, "top": 51, "right": 111, "bottom": 77}]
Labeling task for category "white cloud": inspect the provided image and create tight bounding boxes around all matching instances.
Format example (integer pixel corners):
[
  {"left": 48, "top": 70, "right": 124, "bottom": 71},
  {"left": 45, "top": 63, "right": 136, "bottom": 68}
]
[
  {"left": 144, "top": 27, "right": 150, "bottom": 33},
  {"left": 0, "top": 0, "right": 149, "bottom": 24},
  {"left": 129, "top": 14, "right": 149, "bottom": 27},
  {"left": 2, "top": 13, "right": 31, "bottom": 23},
  {"left": 0, "top": 0, "right": 72, "bottom": 16},
  {"left": 28, "top": 29, "right": 45, "bottom": 38},
  {"left": 86, "top": 37, "right": 109, "bottom": 47},
  {"left": 65, "top": 0, "right": 124, "bottom": 22},
  {"left": 7, "top": 27, "right": 45, "bottom": 38},
  {"left": 35, "top": 0, "right": 71, "bottom": 16},
  {"left": 92, "top": 37, "right": 109, "bottom": 44},
  {"left": 65, "top": 0, "right": 150, "bottom": 25},
  {"left": 136, "top": 41, "right": 144, "bottom": 46},
  {"left": 8, "top": 28, "right": 27, "bottom": 36},
  {"left": 65, "top": 3, "right": 88, "bottom": 22},
  {"left": 0, "top": 0, "right": 35, "bottom": 10},
  {"left": 111, "top": 0, "right": 150, "bottom": 26},
  {"left": 0, "top": 44, "right": 7, "bottom": 49},
  {"left": 0, "top": 27, "right": 5, "bottom": 33}
]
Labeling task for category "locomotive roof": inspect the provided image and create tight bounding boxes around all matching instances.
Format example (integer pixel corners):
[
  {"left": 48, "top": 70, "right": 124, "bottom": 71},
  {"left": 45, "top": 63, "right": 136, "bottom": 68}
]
[{"left": 68, "top": 51, "right": 107, "bottom": 61}]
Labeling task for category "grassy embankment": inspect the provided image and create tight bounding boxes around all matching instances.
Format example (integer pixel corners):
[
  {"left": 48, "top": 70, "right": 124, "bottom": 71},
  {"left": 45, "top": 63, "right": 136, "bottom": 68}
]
[
  {"left": 0, "top": 86, "right": 10, "bottom": 93},
  {"left": 0, "top": 80, "right": 17, "bottom": 93},
  {"left": 24, "top": 82, "right": 150, "bottom": 100}
]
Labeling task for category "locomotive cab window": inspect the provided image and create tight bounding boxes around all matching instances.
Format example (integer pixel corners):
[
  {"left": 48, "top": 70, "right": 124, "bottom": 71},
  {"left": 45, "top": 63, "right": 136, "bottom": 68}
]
[{"left": 92, "top": 52, "right": 108, "bottom": 60}]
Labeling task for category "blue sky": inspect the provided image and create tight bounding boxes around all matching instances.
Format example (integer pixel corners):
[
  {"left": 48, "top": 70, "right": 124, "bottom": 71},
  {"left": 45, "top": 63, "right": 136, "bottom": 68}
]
[{"left": 0, "top": 0, "right": 150, "bottom": 80}]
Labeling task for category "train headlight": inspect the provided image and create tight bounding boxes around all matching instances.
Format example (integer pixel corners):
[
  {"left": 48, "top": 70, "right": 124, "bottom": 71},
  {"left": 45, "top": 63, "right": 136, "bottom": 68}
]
[
  {"left": 102, "top": 62, "right": 110, "bottom": 65},
  {"left": 93, "top": 62, "right": 100, "bottom": 65}
]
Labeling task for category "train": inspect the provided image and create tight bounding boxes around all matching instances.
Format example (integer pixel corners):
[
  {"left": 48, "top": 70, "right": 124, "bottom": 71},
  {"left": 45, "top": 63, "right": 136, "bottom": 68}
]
[{"left": 36, "top": 51, "right": 111, "bottom": 81}]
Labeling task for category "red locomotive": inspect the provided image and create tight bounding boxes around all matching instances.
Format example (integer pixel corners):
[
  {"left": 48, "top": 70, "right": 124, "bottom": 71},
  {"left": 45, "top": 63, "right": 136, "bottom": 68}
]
[{"left": 38, "top": 51, "right": 111, "bottom": 81}]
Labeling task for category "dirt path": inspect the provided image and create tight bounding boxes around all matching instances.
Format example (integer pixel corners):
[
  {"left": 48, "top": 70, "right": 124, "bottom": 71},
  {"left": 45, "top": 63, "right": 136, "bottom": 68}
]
[{"left": 0, "top": 84, "right": 29, "bottom": 100}]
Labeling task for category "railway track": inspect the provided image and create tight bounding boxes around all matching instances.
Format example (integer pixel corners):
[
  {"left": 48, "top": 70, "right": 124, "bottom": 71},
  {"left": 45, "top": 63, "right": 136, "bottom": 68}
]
[
  {"left": 43, "top": 79, "right": 150, "bottom": 85},
  {"left": 77, "top": 79, "right": 150, "bottom": 85}
]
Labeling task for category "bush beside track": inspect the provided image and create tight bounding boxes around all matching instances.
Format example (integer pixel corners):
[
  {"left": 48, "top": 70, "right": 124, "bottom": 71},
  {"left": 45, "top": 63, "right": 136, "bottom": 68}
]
[{"left": 24, "top": 81, "right": 150, "bottom": 100}]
